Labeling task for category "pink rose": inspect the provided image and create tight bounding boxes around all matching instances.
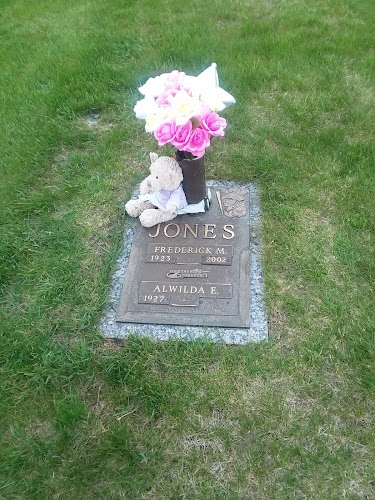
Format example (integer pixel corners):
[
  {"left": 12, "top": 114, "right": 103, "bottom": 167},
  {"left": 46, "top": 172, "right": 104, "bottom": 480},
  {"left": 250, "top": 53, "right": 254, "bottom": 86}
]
[
  {"left": 156, "top": 92, "right": 172, "bottom": 107},
  {"left": 183, "top": 86, "right": 193, "bottom": 97},
  {"left": 165, "top": 70, "right": 186, "bottom": 85},
  {"left": 201, "top": 112, "right": 227, "bottom": 136},
  {"left": 165, "top": 82, "right": 183, "bottom": 93},
  {"left": 170, "top": 121, "right": 192, "bottom": 150},
  {"left": 154, "top": 121, "right": 177, "bottom": 146},
  {"left": 196, "top": 104, "right": 211, "bottom": 119},
  {"left": 157, "top": 84, "right": 190, "bottom": 105},
  {"left": 165, "top": 83, "right": 193, "bottom": 98},
  {"left": 185, "top": 127, "right": 210, "bottom": 157}
]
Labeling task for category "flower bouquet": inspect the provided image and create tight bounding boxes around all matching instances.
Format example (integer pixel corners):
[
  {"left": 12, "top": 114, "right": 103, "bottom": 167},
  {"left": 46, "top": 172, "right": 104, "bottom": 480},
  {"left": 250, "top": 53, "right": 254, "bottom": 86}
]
[
  {"left": 133, "top": 63, "right": 235, "bottom": 205},
  {"left": 133, "top": 63, "right": 235, "bottom": 160}
]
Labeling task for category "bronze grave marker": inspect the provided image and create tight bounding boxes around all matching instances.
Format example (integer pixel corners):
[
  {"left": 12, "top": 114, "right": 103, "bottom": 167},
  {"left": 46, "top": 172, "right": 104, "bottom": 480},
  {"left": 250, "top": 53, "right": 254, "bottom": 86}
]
[{"left": 117, "top": 188, "right": 250, "bottom": 328}]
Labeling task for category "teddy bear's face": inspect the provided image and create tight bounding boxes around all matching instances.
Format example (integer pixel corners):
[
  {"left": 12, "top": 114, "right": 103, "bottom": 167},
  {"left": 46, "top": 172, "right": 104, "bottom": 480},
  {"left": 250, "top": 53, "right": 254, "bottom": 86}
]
[{"left": 147, "top": 157, "right": 183, "bottom": 192}]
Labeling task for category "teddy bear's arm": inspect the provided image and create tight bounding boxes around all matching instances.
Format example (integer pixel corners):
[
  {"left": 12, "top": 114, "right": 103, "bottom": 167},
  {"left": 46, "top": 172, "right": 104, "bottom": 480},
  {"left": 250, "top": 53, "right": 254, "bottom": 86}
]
[
  {"left": 139, "top": 178, "right": 151, "bottom": 195},
  {"left": 125, "top": 199, "right": 154, "bottom": 218},
  {"left": 165, "top": 189, "right": 182, "bottom": 212},
  {"left": 139, "top": 208, "right": 177, "bottom": 228}
]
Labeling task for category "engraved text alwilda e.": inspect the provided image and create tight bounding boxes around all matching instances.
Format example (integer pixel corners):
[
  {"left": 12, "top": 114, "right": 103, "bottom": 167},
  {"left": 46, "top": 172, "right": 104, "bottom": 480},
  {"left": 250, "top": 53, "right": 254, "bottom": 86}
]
[{"left": 117, "top": 188, "right": 250, "bottom": 328}]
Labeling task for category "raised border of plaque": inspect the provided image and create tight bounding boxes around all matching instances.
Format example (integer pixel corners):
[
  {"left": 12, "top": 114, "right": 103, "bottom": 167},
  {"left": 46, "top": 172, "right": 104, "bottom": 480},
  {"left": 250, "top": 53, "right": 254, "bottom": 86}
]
[{"left": 100, "top": 181, "right": 268, "bottom": 344}]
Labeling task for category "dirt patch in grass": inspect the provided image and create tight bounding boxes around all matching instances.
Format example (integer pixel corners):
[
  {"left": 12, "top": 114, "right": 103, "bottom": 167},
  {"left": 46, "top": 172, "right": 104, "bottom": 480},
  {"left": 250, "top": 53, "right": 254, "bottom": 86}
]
[
  {"left": 195, "top": 409, "right": 240, "bottom": 436},
  {"left": 299, "top": 208, "right": 344, "bottom": 285},
  {"left": 81, "top": 207, "right": 113, "bottom": 240},
  {"left": 237, "top": 375, "right": 269, "bottom": 406},
  {"left": 77, "top": 115, "right": 115, "bottom": 132},
  {"left": 97, "top": 338, "right": 126, "bottom": 352},
  {"left": 268, "top": 304, "right": 295, "bottom": 338},
  {"left": 27, "top": 419, "right": 57, "bottom": 440},
  {"left": 182, "top": 435, "right": 224, "bottom": 453},
  {"left": 345, "top": 71, "right": 375, "bottom": 107},
  {"left": 282, "top": 388, "right": 317, "bottom": 416},
  {"left": 53, "top": 147, "right": 70, "bottom": 167}
]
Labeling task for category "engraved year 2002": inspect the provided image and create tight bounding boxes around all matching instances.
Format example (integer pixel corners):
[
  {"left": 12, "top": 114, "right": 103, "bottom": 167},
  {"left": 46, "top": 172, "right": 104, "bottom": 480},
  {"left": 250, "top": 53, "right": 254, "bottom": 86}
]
[{"left": 203, "top": 256, "right": 228, "bottom": 264}]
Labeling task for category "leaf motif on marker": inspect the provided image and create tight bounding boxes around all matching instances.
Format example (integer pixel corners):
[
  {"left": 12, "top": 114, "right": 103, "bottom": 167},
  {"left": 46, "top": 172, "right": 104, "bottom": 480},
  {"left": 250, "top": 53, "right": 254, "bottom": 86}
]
[{"left": 220, "top": 188, "right": 248, "bottom": 218}]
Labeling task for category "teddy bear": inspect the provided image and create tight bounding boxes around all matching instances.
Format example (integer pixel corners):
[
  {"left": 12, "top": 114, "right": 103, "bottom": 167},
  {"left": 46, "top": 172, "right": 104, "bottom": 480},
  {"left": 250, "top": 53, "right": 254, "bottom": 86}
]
[{"left": 125, "top": 153, "right": 188, "bottom": 228}]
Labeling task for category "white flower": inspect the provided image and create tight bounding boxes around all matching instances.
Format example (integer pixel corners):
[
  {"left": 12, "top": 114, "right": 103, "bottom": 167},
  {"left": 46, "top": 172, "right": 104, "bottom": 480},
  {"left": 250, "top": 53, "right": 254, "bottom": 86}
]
[
  {"left": 133, "top": 96, "right": 158, "bottom": 120},
  {"left": 134, "top": 95, "right": 167, "bottom": 132},
  {"left": 144, "top": 108, "right": 167, "bottom": 133},
  {"left": 138, "top": 75, "right": 166, "bottom": 97},
  {"left": 167, "top": 91, "right": 202, "bottom": 125},
  {"left": 200, "top": 90, "right": 225, "bottom": 112}
]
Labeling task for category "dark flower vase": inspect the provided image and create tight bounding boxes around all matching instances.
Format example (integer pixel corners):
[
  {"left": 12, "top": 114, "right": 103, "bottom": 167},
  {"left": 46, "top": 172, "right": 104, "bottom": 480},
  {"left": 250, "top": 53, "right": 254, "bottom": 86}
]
[{"left": 176, "top": 154, "right": 206, "bottom": 205}]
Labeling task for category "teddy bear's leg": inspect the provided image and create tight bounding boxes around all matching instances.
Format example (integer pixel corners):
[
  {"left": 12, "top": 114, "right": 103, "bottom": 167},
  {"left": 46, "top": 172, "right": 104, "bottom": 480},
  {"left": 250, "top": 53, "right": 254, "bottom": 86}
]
[
  {"left": 125, "top": 200, "right": 154, "bottom": 218},
  {"left": 139, "top": 209, "right": 177, "bottom": 228}
]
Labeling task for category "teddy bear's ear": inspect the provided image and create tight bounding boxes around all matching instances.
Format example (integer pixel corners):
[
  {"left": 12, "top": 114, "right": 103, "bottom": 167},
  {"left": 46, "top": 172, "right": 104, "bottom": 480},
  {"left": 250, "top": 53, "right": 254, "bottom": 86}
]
[{"left": 150, "top": 152, "right": 159, "bottom": 163}]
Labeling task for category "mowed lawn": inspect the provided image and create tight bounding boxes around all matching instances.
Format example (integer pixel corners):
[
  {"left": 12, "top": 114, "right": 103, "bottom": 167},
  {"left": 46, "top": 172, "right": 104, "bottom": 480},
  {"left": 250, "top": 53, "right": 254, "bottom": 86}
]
[{"left": 1, "top": 0, "right": 374, "bottom": 498}]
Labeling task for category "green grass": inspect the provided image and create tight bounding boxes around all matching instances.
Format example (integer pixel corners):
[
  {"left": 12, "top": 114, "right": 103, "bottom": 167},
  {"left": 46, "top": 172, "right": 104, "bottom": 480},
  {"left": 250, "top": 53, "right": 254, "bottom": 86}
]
[{"left": 1, "top": 0, "right": 374, "bottom": 498}]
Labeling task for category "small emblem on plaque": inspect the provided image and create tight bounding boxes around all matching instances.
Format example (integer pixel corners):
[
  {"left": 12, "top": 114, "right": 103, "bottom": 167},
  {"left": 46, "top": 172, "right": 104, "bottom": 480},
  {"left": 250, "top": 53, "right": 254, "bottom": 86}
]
[{"left": 166, "top": 268, "right": 209, "bottom": 279}]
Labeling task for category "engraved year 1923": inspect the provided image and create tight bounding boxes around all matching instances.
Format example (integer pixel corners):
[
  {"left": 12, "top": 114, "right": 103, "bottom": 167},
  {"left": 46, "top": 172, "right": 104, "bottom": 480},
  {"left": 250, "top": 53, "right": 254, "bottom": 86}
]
[{"left": 146, "top": 255, "right": 172, "bottom": 263}]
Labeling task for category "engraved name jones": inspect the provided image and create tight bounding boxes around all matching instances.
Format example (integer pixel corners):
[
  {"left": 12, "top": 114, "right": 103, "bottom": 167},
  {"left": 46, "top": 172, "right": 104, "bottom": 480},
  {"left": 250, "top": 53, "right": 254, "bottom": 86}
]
[{"left": 148, "top": 223, "right": 235, "bottom": 239}]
